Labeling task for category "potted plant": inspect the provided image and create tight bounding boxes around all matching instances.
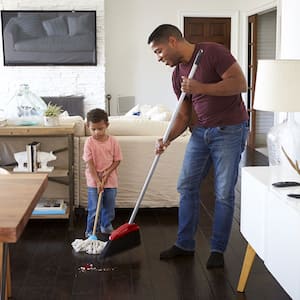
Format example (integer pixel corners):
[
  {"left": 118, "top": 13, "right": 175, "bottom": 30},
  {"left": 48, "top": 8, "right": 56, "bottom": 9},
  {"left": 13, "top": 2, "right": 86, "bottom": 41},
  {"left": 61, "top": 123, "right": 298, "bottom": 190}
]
[{"left": 43, "top": 102, "right": 62, "bottom": 126}]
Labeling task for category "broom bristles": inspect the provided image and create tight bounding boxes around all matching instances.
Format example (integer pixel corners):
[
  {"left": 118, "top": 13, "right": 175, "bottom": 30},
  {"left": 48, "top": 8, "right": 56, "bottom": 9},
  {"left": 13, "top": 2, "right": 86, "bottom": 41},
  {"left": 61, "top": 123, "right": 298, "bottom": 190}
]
[{"left": 100, "top": 228, "right": 141, "bottom": 258}]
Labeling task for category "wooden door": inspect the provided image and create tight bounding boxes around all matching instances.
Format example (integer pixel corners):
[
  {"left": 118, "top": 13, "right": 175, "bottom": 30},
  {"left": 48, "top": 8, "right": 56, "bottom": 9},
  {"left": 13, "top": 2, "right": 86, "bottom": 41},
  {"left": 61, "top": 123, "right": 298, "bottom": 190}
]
[{"left": 184, "top": 17, "right": 231, "bottom": 50}]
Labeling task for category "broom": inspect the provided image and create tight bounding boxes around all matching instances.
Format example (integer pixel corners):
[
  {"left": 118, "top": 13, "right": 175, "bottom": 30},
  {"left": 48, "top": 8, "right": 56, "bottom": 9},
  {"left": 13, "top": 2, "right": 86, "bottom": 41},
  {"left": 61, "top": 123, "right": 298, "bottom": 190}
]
[
  {"left": 72, "top": 183, "right": 107, "bottom": 254},
  {"left": 100, "top": 49, "right": 204, "bottom": 258}
]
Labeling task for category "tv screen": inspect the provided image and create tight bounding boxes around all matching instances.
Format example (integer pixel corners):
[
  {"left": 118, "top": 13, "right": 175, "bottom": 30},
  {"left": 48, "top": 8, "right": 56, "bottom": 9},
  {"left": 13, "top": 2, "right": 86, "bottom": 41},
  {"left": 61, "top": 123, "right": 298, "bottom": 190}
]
[{"left": 1, "top": 10, "right": 97, "bottom": 66}]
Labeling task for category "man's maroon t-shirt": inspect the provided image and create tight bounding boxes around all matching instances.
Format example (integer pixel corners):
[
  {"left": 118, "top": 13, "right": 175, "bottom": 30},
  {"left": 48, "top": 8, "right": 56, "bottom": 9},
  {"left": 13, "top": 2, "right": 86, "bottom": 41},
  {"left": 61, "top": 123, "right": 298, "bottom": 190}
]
[{"left": 172, "top": 42, "right": 249, "bottom": 127}]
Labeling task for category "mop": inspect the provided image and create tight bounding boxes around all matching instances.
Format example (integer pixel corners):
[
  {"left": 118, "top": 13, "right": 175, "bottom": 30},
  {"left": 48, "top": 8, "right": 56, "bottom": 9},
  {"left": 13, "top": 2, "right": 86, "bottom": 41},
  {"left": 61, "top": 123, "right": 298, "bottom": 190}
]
[
  {"left": 100, "top": 49, "right": 204, "bottom": 258},
  {"left": 72, "top": 184, "right": 107, "bottom": 254}
]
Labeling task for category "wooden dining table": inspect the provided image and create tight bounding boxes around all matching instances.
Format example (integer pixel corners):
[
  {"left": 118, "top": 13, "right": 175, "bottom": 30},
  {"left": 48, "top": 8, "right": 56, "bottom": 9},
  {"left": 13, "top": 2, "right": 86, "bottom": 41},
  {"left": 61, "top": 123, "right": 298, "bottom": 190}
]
[{"left": 0, "top": 173, "right": 48, "bottom": 300}]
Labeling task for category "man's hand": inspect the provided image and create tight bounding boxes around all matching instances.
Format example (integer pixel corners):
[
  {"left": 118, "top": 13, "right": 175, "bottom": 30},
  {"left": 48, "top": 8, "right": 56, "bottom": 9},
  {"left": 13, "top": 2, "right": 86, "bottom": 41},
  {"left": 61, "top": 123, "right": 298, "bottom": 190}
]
[
  {"left": 181, "top": 62, "right": 247, "bottom": 96},
  {"left": 155, "top": 138, "right": 170, "bottom": 155},
  {"left": 181, "top": 76, "right": 202, "bottom": 94}
]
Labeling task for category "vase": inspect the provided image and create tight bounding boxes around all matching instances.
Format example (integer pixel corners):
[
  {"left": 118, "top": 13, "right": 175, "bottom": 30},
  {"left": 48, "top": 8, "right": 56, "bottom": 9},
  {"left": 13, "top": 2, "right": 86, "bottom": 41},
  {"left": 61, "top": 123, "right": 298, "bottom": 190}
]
[
  {"left": 5, "top": 84, "right": 47, "bottom": 126},
  {"left": 44, "top": 116, "right": 59, "bottom": 127},
  {"left": 267, "top": 112, "right": 300, "bottom": 176}
]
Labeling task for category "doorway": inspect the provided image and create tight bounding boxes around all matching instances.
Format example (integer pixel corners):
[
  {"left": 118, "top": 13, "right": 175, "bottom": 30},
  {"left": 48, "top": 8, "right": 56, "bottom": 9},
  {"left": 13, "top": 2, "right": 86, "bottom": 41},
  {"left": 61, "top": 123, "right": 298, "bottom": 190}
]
[{"left": 247, "top": 9, "right": 277, "bottom": 155}]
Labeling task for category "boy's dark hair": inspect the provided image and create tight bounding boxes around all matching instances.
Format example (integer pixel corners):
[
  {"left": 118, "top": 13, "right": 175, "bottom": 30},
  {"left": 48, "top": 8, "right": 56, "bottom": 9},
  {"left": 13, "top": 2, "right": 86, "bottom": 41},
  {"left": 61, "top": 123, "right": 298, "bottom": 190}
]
[
  {"left": 147, "top": 24, "right": 183, "bottom": 44},
  {"left": 86, "top": 108, "right": 108, "bottom": 123}
]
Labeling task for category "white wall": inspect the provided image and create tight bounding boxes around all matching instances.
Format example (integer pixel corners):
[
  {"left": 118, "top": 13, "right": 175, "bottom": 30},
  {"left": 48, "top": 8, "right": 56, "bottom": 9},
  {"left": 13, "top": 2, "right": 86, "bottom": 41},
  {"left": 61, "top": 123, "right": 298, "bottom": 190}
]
[
  {"left": 105, "top": 0, "right": 275, "bottom": 115},
  {"left": 0, "top": 0, "right": 104, "bottom": 115},
  {"left": 0, "top": 0, "right": 284, "bottom": 118},
  {"left": 105, "top": 0, "right": 240, "bottom": 115},
  {"left": 278, "top": 0, "right": 300, "bottom": 124},
  {"left": 280, "top": 0, "right": 300, "bottom": 59}
]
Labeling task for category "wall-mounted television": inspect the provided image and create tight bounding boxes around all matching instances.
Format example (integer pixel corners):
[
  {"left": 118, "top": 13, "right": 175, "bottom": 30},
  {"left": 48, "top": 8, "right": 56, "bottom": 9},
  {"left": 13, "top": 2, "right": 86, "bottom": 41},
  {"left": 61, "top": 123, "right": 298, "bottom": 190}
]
[{"left": 1, "top": 10, "right": 97, "bottom": 66}]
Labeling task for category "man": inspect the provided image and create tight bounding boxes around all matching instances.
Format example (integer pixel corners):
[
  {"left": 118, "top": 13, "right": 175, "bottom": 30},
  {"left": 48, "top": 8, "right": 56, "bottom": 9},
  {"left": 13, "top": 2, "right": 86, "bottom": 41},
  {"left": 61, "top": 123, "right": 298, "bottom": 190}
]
[{"left": 148, "top": 24, "right": 249, "bottom": 269}]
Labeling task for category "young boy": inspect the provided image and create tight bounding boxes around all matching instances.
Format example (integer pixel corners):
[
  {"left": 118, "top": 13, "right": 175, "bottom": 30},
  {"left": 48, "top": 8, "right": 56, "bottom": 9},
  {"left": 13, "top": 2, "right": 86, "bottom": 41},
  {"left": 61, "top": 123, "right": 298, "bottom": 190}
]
[{"left": 83, "top": 108, "right": 122, "bottom": 238}]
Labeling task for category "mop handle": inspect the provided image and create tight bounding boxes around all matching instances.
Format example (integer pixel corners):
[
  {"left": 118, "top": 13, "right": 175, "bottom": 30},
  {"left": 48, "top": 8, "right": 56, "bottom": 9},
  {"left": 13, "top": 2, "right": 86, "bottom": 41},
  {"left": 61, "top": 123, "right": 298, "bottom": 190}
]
[
  {"left": 128, "top": 49, "right": 203, "bottom": 224},
  {"left": 92, "top": 182, "right": 104, "bottom": 236}
]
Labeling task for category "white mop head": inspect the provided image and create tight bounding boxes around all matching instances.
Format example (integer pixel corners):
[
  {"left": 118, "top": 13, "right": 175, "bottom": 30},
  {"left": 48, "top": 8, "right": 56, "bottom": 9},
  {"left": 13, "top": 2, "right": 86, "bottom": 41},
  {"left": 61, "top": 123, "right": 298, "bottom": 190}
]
[{"left": 72, "top": 238, "right": 107, "bottom": 255}]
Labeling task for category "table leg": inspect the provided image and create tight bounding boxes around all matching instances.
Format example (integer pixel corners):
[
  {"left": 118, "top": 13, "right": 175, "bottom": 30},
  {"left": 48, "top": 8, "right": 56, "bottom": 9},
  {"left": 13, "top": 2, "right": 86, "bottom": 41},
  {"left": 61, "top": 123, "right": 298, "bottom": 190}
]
[
  {"left": 68, "top": 133, "right": 74, "bottom": 230},
  {"left": 0, "top": 242, "right": 11, "bottom": 300},
  {"left": 237, "top": 243, "right": 256, "bottom": 292},
  {"left": 6, "top": 250, "right": 11, "bottom": 299}
]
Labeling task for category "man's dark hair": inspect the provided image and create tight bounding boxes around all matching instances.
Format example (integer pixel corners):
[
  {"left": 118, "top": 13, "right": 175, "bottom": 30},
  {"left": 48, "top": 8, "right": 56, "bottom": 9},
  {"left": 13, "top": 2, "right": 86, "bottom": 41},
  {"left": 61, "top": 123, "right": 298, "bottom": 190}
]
[
  {"left": 147, "top": 24, "right": 183, "bottom": 44},
  {"left": 86, "top": 108, "right": 108, "bottom": 123}
]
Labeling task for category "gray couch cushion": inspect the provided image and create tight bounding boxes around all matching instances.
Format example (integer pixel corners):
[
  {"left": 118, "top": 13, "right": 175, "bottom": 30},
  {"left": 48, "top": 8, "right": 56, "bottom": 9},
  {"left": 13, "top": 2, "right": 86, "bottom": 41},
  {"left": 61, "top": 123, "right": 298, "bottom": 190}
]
[
  {"left": 15, "top": 15, "right": 45, "bottom": 38},
  {"left": 42, "top": 16, "right": 68, "bottom": 36},
  {"left": 67, "top": 14, "right": 92, "bottom": 36},
  {"left": 14, "top": 34, "right": 94, "bottom": 52}
]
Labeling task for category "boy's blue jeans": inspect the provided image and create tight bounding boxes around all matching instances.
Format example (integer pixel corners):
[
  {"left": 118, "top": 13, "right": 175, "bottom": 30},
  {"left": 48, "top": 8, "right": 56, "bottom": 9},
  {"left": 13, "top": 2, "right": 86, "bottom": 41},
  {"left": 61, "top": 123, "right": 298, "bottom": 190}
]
[
  {"left": 86, "top": 187, "right": 117, "bottom": 235},
  {"left": 175, "top": 121, "right": 249, "bottom": 253}
]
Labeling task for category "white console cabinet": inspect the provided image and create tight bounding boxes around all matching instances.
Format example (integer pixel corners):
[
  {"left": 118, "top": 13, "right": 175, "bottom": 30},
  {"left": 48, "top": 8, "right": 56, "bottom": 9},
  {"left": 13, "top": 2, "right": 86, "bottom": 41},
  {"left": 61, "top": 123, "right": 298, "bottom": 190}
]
[{"left": 238, "top": 166, "right": 300, "bottom": 299}]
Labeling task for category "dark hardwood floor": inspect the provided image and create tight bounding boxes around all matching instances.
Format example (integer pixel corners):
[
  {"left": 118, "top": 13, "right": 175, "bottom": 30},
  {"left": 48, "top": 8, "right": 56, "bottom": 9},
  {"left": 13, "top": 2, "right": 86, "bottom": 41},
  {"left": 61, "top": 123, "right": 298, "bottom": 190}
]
[{"left": 9, "top": 147, "right": 291, "bottom": 299}]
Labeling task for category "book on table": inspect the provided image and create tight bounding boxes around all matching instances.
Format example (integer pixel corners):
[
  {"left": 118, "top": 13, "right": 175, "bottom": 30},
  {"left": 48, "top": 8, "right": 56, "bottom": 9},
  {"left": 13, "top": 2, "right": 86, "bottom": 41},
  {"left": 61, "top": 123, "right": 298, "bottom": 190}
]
[
  {"left": 32, "top": 199, "right": 66, "bottom": 215},
  {"left": 26, "top": 141, "right": 41, "bottom": 172}
]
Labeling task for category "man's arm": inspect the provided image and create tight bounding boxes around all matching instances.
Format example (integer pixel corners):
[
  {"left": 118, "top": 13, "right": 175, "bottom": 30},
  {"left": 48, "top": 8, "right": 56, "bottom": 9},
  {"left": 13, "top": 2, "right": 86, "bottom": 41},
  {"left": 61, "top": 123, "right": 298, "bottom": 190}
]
[{"left": 181, "top": 62, "right": 247, "bottom": 96}]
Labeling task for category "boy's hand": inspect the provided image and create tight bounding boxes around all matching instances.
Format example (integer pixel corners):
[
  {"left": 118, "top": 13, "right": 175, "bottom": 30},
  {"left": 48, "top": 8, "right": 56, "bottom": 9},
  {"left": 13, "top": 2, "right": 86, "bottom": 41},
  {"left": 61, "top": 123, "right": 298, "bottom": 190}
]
[
  {"left": 96, "top": 180, "right": 104, "bottom": 194},
  {"left": 102, "top": 169, "right": 109, "bottom": 185}
]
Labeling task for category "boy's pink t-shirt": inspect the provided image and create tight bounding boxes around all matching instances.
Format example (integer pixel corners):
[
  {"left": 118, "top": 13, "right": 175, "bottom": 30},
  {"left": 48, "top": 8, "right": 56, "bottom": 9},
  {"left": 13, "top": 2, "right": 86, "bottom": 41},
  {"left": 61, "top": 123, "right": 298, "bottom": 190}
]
[{"left": 82, "top": 135, "right": 122, "bottom": 188}]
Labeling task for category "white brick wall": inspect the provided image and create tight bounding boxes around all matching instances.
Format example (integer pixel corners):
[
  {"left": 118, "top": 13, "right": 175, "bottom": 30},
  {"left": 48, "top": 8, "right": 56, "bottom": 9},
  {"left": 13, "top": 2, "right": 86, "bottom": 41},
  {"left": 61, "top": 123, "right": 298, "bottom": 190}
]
[{"left": 0, "top": 0, "right": 105, "bottom": 116}]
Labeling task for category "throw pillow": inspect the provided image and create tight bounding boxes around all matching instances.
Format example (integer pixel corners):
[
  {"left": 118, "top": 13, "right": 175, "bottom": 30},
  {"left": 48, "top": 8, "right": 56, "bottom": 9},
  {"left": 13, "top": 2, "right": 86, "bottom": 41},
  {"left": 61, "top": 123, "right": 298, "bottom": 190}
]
[
  {"left": 67, "top": 14, "right": 92, "bottom": 36},
  {"left": 150, "top": 111, "right": 172, "bottom": 121},
  {"left": 42, "top": 16, "right": 68, "bottom": 36},
  {"left": 15, "top": 15, "right": 45, "bottom": 38},
  {"left": 144, "top": 105, "right": 172, "bottom": 121},
  {"left": 125, "top": 104, "right": 140, "bottom": 116}
]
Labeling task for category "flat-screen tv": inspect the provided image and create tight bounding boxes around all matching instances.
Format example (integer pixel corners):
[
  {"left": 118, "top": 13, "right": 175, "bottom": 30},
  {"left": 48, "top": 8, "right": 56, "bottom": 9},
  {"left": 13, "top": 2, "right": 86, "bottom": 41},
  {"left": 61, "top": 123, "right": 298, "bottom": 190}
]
[{"left": 1, "top": 10, "right": 97, "bottom": 66}]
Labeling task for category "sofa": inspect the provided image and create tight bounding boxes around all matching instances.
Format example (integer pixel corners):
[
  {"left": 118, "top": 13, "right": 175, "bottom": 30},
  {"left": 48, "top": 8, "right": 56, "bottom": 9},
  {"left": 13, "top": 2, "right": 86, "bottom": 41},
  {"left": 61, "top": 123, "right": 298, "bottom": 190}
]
[
  {"left": 0, "top": 115, "right": 189, "bottom": 208},
  {"left": 2, "top": 12, "right": 95, "bottom": 65},
  {"left": 78, "top": 117, "right": 189, "bottom": 208}
]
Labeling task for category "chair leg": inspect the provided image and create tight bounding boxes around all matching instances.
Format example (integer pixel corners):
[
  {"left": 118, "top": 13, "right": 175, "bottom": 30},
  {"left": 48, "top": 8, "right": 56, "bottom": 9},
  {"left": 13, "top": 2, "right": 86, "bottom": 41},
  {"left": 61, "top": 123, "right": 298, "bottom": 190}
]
[
  {"left": 0, "top": 243, "right": 11, "bottom": 300},
  {"left": 237, "top": 243, "right": 256, "bottom": 292}
]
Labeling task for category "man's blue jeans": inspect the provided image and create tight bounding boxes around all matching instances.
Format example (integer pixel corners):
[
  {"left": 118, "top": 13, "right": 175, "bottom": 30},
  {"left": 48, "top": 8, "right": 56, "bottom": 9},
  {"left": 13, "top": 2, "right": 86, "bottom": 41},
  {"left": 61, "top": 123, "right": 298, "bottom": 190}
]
[
  {"left": 175, "top": 121, "right": 249, "bottom": 252},
  {"left": 86, "top": 187, "right": 117, "bottom": 235}
]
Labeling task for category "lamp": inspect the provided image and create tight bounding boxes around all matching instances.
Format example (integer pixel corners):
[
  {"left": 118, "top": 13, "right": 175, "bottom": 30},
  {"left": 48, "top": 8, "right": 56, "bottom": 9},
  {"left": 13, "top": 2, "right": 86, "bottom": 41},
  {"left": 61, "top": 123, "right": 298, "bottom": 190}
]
[{"left": 253, "top": 59, "right": 300, "bottom": 175}]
